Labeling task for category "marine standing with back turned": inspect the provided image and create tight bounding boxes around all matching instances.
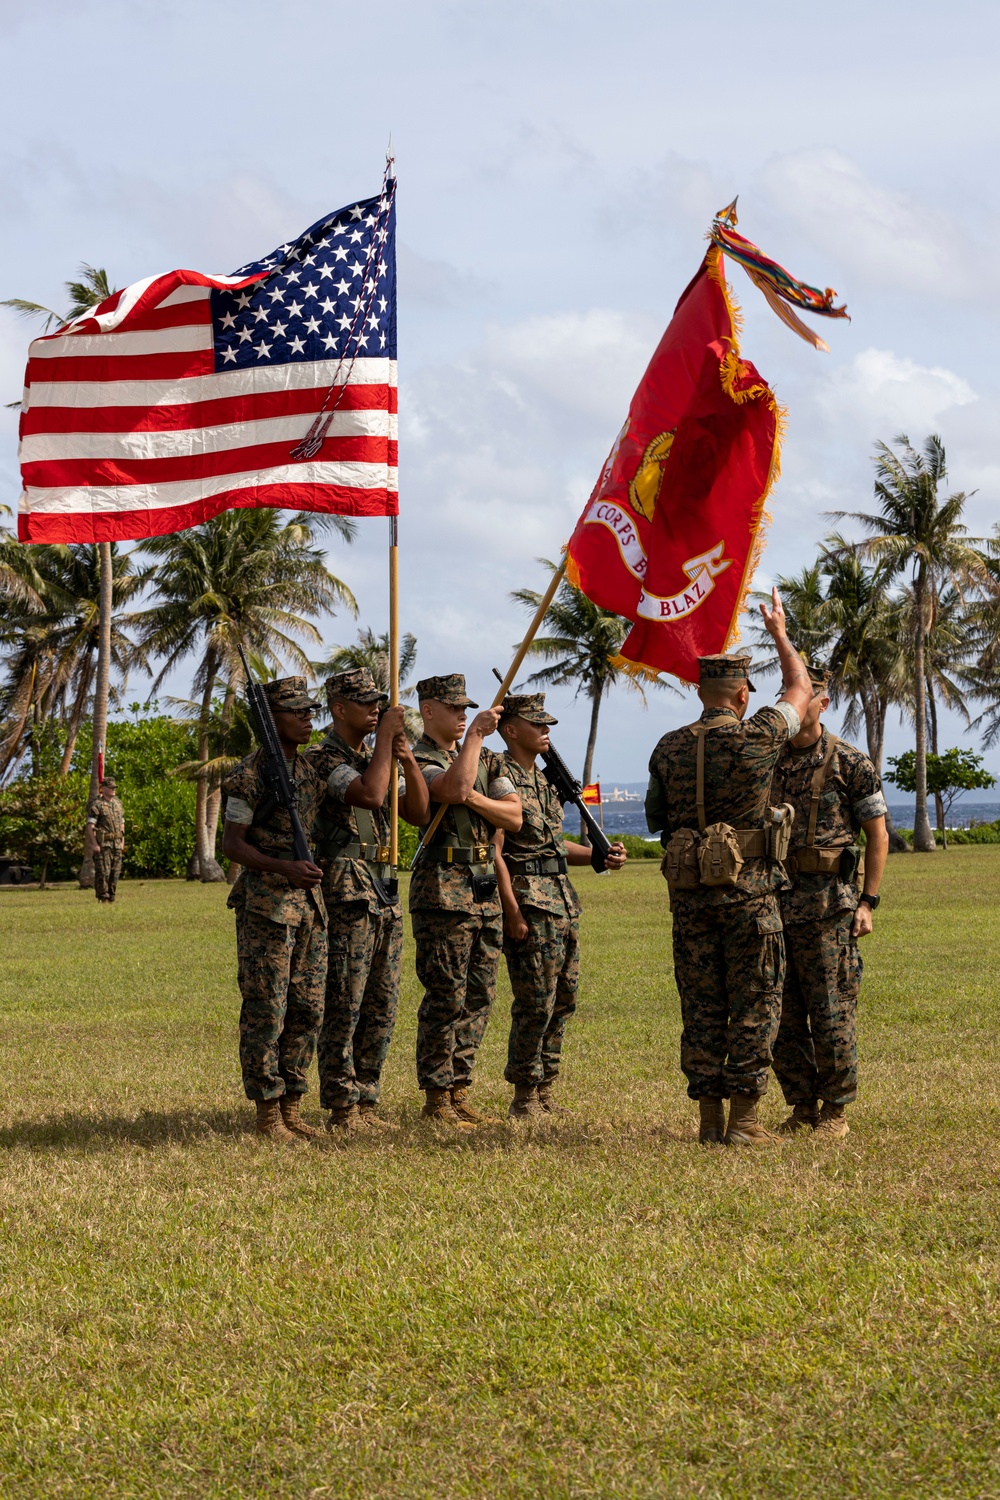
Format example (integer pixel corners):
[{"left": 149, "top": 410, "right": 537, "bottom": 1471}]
[
  {"left": 85, "top": 776, "right": 125, "bottom": 903},
  {"left": 644, "top": 590, "right": 813, "bottom": 1146},
  {"left": 221, "top": 678, "right": 328, "bottom": 1146},
  {"left": 770, "top": 667, "right": 889, "bottom": 1138},
  {"left": 304, "top": 668, "right": 430, "bottom": 1136},
  {"left": 409, "top": 674, "right": 522, "bottom": 1129}
]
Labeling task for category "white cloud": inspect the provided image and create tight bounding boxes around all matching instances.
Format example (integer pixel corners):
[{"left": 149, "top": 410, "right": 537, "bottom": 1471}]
[
  {"left": 818, "top": 347, "right": 977, "bottom": 437},
  {"left": 762, "top": 149, "right": 994, "bottom": 299}
]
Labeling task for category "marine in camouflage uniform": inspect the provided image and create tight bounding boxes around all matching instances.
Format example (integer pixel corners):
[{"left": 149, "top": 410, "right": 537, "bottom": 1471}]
[
  {"left": 221, "top": 677, "right": 328, "bottom": 1144},
  {"left": 770, "top": 667, "right": 888, "bottom": 1138},
  {"left": 303, "top": 667, "right": 428, "bottom": 1134},
  {"left": 409, "top": 673, "right": 520, "bottom": 1127},
  {"left": 86, "top": 778, "right": 125, "bottom": 903},
  {"left": 645, "top": 614, "right": 812, "bottom": 1146},
  {"left": 495, "top": 693, "right": 626, "bottom": 1119}
]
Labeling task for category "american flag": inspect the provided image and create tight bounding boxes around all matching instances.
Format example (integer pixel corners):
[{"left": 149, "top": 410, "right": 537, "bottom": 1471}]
[{"left": 17, "top": 178, "right": 397, "bottom": 543}]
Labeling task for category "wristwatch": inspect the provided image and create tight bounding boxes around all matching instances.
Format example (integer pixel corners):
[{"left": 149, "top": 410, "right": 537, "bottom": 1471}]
[{"left": 858, "top": 893, "right": 881, "bottom": 909}]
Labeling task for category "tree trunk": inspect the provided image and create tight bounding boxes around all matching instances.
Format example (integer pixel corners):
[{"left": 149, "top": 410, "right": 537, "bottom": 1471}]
[
  {"left": 195, "top": 653, "right": 225, "bottom": 881},
  {"left": 204, "top": 787, "right": 223, "bottom": 868},
  {"left": 927, "top": 680, "right": 946, "bottom": 849},
  {"left": 866, "top": 677, "right": 908, "bottom": 852},
  {"left": 185, "top": 852, "right": 200, "bottom": 881},
  {"left": 60, "top": 659, "right": 94, "bottom": 776},
  {"left": 38, "top": 860, "right": 48, "bottom": 891},
  {"left": 578, "top": 688, "right": 602, "bottom": 843},
  {"left": 79, "top": 542, "right": 113, "bottom": 888},
  {"left": 911, "top": 570, "right": 935, "bottom": 852}
]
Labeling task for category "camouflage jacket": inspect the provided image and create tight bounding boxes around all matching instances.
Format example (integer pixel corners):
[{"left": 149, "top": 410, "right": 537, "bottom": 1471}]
[
  {"left": 498, "top": 751, "right": 580, "bottom": 919},
  {"left": 773, "top": 728, "right": 887, "bottom": 923},
  {"left": 408, "top": 734, "right": 512, "bottom": 914},
  {"left": 645, "top": 703, "right": 799, "bottom": 905},
  {"left": 222, "top": 749, "right": 327, "bottom": 927},
  {"left": 86, "top": 795, "right": 125, "bottom": 847},
  {"left": 303, "top": 729, "right": 403, "bottom": 914}
]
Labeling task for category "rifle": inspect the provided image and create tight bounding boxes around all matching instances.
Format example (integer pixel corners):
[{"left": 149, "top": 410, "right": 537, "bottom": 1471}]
[
  {"left": 236, "top": 641, "right": 313, "bottom": 865},
  {"left": 491, "top": 669, "right": 612, "bottom": 873}
]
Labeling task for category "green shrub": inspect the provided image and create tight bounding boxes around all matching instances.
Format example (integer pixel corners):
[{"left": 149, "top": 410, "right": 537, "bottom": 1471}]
[
  {"left": 605, "top": 832, "right": 662, "bottom": 860},
  {"left": 73, "top": 715, "right": 200, "bottom": 878}
]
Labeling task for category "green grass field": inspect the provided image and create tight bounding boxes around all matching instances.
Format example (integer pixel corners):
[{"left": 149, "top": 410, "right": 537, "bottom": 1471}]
[{"left": 2, "top": 851, "right": 999, "bottom": 1499}]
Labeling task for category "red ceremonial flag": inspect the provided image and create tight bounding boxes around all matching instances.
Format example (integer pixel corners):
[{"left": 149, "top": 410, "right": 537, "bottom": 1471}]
[
  {"left": 580, "top": 783, "right": 601, "bottom": 805},
  {"left": 565, "top": 245, "right": 780, "bottom": 684},
  {"left": 17, "top": 180, "right": 397, "bottom": 543}
]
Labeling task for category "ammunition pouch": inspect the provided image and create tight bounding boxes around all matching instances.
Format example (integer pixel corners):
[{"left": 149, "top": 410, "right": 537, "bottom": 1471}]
[
  {"left": 661, "top": 829, "right": 701, "bottom": 891},
  {"left": 767, "top": 803, "right": 796, "bottom": 863},
  {"left": 698, "top": 822, "right": 745, "bottom": 887},
  {"left": 661, "top": 826, "right": 769, "bottom": 890},
  {"left": 471, "top": 871, "right": 499, "bottom": 904},
  {"left": 786, "top": 842, "right": 859, "bottom": 878}
]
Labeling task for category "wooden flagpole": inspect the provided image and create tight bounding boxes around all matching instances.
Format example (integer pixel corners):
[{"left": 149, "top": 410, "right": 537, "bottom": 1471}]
[
  {"left": 416, "top": 555, "right": 567, "bottom": 852},
  {"left": 388, "top": 515, "right": 400, "bottom": 873}
]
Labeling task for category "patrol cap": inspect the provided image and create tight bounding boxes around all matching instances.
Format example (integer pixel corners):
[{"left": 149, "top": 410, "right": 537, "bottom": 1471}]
[
  {"left": 777, "top": 664, "right": 831, "bottom": 698},
  {"left": 416, "top": 673, "right": 478, "bottom": 708},
  {"left": 263, "top": 676, "right": 322, "bottom": 712},
  {"left": 100, "top": 776, "right": 116, "bottom": 788},
  {"left": 500, "top": 692, "right": 558, "bottom": 726},
  {"left": 697, "top": 653, "right": 756, "bottom": 692},
  {"left": 326, "top": 666, "right": 388, "bottom": 708}
]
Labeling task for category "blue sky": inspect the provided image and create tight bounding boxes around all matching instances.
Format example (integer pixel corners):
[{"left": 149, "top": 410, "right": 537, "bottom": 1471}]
[{"left": 2, "top": 0, "right": 998, "bottom": 783}]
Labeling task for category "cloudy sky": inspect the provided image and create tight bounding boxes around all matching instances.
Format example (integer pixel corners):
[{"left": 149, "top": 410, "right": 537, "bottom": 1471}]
[{"left": 2, "top": 0, "right": 998, "bottom": 785}]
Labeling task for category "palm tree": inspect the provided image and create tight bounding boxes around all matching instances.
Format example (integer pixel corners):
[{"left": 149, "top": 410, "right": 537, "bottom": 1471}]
[
  {"left": 829, "top": 435, "right": 987, "bottom": 853},
  {"left": 4, "top": 265, "right": 121, "bottom": 883},
  {"left": 512, "top": 560, "right": 678, "bottom": 834},
  {"left": 134, "top": 508, "right": 357, "bottom": 880},
  {"left": 0, "top": 543, "right": 146, "bottom": 780},
  {"left": 1, "top": 264, "right": 117, "bottom": 334},
  {"left": 319, "top": 626, "right": 418, "bottom": 696}
]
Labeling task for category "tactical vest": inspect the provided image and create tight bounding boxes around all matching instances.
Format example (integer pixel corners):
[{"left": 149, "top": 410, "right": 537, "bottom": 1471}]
[
  {"left": 784, "top": 735, "right": 860, "bottom": 879},
  {"left": 312, "top": 762, "right": 393, "bottom": 877},
  {"left": 502, "top": 764, "right": 568, "bottom": 876},
  {"left": 417, "top": 742, "right": 496, "bottom": 874}
]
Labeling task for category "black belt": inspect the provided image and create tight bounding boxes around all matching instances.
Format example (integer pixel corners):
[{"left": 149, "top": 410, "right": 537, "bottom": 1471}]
[
  {"left": 423, "top": 843, "right": 495, "bottom": 867},
  {"left": 508, "top": 855, "right": 568, "bottom": 876}
]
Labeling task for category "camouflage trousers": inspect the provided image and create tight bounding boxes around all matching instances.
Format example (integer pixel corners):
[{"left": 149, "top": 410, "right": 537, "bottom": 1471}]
[
  {"left": 412, "top": 907, "right": 503, "bottom": 1091},
  {"left": 773, "top": 912, "right": 862, "bottom": 1107},
  {"left": 503, "top": 908, "right": 580, "bottom": 1086},
  {"left": 671, "top": 891, "right": 785, "bottom": 1099},
  {"left": 94, "top": 845, "right": 122, "bottom": 902},
  {"left": 234, "top": 906, "right": 327, "bottom": 1101},
  {"left": 317, "top": 901, "right": 403, "bottom": 1109}
]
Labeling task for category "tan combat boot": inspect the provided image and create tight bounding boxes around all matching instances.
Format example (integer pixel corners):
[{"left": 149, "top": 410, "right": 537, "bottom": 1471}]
[
  {"left": 507, "top": 1083, "right": 542, "bottom": 1121},
  {"left": 254, "top": 1098, "right": 301, "bottom": 1145},
  {"left": 776, "top": 1102, "right": 820, "bottom": 1136},
  {"left": 450, "top": 1085, "right": 499, "bottom": 1126},
  {"left": 536, "top": 1080, "right": 570, "bottom": 1115},
  {"left": 725, "top": 1093, "right": 783, "bottom": 1147},
  {"left": 421, "top": 1088, "right": 475, "bottom": 1130},
  {"left": 698, "top": 1098, "right": 726, "bottom": 1144},
  {"left": 814, "top": 1101, "right": 850, "bottom": 1139},
  {"left": 358, "top": 1101, "right": 399, "bottom": 1132},
  {"left": 326, "top": 1102, "right": 362, "bottom": 1137},
  {"left": 279, "top": 1095, "right": 319, "bottom": 1140}
]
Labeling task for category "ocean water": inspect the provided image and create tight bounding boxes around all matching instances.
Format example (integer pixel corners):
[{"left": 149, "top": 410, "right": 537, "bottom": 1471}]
[{"left": 564, "top": 794, "right": 1000, "bottom": 839}]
